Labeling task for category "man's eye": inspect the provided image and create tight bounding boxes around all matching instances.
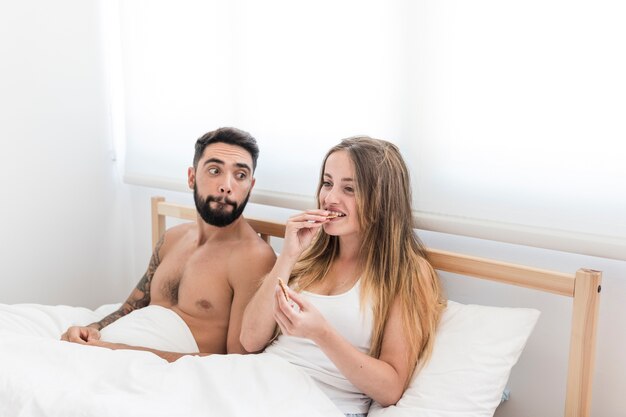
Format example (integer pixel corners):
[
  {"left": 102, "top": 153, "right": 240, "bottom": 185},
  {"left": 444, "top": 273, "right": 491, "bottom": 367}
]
[
  {"left": 236, "top": 172, "right": 247, "bottom": 180},
  {"left": 208, "top": 167, "right": 219, "bottom": 175}
]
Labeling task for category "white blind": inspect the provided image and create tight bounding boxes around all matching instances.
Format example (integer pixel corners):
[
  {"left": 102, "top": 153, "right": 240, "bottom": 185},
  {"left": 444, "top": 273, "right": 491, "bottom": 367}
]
[{"left": 117, "top": 0, "right": 626, "bottom": 260}]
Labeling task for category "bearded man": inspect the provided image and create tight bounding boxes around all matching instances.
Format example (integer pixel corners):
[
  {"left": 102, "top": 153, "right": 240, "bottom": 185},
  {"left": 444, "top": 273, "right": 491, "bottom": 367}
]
[{"left": 61, "top": 128, "right": 276, "bottom": 360}]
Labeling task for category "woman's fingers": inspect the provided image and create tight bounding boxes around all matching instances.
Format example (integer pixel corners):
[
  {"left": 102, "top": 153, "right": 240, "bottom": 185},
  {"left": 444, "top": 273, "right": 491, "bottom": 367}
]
[
  {"left": 273, "top": 310, "right": 289, "bottom": 335},
  {"left": 287, "top": 210, "right": 332, "bottom": 225},
  {"left": 273, "top": 289, "right": 293, "bottom": 334},
  {"left": 274, "top": 286, "right": 304, "bottom": 334},
  {"left": 286, "top": 288, "right": 303, "bottom": 305},
  {"left": 275, "top": 286, "right": 297, "bottom": 314}
]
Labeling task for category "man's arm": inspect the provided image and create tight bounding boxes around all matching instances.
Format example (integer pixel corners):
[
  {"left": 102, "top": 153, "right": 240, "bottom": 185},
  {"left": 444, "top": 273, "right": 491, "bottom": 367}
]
[
  {"left": 87, "top": 340, "right": 206, "bottom": 363},
  {"left": 226, "top": 243, "right": 276, "bottom": 354},
  {"left": 60, "top": 236, "right": 165, "bottom": 343}
]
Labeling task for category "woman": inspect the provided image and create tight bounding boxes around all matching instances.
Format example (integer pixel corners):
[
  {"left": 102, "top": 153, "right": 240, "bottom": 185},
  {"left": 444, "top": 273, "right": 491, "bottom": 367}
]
[{"left": 241, "top": 136, "right": 445, "bottom": 416}]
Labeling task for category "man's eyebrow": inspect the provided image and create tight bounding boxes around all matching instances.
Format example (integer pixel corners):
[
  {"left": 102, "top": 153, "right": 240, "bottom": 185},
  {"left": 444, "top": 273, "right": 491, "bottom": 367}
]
[
  {"left": 204, "top": 158, "right": 252, "bottom": 173},
  {"left": 235, "top": 162, "right": 252, "bottom": 172},
  {"left": 203, "top": 158, "right": 224, "bottom": 166}
]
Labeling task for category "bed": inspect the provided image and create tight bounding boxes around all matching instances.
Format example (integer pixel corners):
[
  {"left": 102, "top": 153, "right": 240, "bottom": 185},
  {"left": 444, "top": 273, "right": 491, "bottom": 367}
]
[{"left": 0, "top": 196, "right": 602, "bottom": 417}]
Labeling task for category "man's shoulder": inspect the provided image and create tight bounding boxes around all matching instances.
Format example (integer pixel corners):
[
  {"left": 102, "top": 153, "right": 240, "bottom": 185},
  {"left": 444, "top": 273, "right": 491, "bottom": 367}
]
[
  {"left": 165, "top": 222, "right": 194, "bottom": 237},
  {"left": 227, "top": 242, "right": 275, "bottom": 287},
  {"left": 230, "top": 222, "right": 277, "bottom": 269},
  {"left": 237, "top": 227, "right": 277, "bottom": 261},
  {"left": 160, "top": 223, "right": 194, "bottom": 249}
]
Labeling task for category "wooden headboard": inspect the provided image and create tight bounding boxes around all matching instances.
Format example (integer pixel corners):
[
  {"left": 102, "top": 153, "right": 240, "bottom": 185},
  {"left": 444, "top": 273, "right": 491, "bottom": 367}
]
[{"left": 150, "top": 196, "right": 601, "bottom": 417}]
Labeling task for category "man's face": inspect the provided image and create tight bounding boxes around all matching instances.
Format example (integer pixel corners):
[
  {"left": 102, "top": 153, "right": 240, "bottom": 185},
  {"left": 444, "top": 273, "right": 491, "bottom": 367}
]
[{"left": 189, "top": 143, "right": 255, "bottom": 227}]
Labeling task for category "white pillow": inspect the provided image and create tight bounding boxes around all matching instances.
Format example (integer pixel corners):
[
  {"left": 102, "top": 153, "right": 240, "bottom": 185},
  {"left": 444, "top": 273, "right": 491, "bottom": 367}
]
[{"left": 368, "top": 300, "right": 540, "bottom": 417}]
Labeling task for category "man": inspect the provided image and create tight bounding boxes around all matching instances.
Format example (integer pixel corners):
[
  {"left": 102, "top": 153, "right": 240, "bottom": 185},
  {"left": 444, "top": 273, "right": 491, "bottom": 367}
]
[{"left": 61, "top": 127, "right": 276, "bottom": 360}]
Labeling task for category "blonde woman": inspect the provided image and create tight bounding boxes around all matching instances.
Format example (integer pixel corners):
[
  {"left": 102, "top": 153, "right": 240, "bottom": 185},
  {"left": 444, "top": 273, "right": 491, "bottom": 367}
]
[{"left": 241, "top": 136, "right": 445, "bottom": 417}]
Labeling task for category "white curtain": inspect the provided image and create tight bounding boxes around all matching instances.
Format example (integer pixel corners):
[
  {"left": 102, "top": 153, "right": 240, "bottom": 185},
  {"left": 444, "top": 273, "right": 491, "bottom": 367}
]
[{"left": 114, "top": 0, "right": 626, "bottom": 260}]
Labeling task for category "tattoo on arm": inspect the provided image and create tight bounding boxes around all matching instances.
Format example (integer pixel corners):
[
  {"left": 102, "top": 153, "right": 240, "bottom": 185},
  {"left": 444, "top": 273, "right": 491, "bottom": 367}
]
[{"left": 91, "top": 236, "right": 165, "bottom": 330}]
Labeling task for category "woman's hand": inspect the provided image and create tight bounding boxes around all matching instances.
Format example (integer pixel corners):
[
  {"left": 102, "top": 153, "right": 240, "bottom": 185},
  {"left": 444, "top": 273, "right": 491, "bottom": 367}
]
[
  {"left": 280, "top": 210, "right": 331, "bottom": 261},
  {"left": 273, "top": 285, "right": 329, "bottom": 343}
]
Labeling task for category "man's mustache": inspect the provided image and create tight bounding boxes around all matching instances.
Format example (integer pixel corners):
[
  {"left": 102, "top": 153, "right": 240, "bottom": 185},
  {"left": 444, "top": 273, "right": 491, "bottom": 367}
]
[{"left": 205, "top": 195, "right": 237, "bottom": 207}]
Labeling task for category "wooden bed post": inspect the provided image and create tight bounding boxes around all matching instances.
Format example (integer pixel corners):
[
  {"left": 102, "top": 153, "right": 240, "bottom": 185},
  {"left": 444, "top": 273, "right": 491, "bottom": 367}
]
[
  {"left": 565, "top": 268, "right": 602, "bottom": 417},
  {"left": 151, "top": 196, "right": 166, "bottom": 249}
]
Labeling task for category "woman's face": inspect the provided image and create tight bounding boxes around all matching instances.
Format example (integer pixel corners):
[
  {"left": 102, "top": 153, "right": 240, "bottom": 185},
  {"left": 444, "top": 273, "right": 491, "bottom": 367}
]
[{"left": 318, "top": 150, "right": 360, "bottom": 238}]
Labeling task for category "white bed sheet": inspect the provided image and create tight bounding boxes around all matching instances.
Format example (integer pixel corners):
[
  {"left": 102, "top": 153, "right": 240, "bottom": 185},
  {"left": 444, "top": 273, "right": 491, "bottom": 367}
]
[{"left": 0, "top": 303, "right": 344, "bottom": 417}]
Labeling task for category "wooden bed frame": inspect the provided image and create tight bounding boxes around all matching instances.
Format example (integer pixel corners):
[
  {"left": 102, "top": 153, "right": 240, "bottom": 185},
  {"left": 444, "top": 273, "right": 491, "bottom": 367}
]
[{"left": 150, "top": 196, "right": 602, "bottom": 417}]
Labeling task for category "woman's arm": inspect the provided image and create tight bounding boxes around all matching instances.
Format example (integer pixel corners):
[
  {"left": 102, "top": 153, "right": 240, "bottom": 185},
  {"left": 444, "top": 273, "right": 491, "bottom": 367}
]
[
  {"left": 274, "top": 289, "right": 411, "bottom": 406},
  {"left": 240, "top": 210, "right": 331, "bottom": 352},
  {"left": 239, "top": 254, "right": 299, "bottom": 352}
]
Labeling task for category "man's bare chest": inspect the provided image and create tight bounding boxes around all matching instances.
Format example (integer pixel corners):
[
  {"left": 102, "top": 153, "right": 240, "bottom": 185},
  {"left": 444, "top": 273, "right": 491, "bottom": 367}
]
[{"left": 150, "top": 246, "right": 233, "bottom": 317}]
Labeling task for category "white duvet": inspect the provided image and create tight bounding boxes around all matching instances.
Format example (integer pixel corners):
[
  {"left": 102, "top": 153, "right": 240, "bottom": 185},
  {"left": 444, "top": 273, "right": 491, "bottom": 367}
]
[{"left": 0, "top": 303, "right": 344, "bottom": 417}]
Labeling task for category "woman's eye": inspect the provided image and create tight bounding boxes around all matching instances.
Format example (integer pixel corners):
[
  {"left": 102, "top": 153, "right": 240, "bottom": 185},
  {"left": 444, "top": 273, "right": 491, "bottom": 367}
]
[
  {"left": 344, "top": 187, "right": 354, "bottom": 193},
  {"left": 322, "top": 181, "right": 332, "bottom": 188}
]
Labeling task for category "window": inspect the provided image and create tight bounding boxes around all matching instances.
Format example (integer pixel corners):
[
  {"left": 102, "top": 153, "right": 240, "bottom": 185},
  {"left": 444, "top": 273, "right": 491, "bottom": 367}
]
[{"left": 112, "top": 0, "right": 626, "bottom": 260}]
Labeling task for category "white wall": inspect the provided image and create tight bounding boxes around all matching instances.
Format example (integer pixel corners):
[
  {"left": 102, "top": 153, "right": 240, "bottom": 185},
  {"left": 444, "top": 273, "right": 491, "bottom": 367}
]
[{"left": 0, "top": 0, "right": 134, "bottom": 308}]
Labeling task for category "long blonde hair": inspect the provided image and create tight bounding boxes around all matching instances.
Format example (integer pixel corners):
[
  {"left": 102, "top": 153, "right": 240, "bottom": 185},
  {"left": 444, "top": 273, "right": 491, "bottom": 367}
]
[{"left": 292, "top": 136, "right": 445, "bottom": 383}]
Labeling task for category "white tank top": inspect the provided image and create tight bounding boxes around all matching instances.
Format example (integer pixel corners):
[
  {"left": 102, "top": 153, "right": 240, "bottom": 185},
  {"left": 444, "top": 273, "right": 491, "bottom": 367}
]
[{"left": 264, "top": 280, "right": 374, "bottom": 414}]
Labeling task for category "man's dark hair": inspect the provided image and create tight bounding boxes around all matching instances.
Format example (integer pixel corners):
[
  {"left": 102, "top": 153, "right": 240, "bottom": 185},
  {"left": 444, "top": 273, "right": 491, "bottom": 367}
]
[{"left": 193, "top": 127, "right": 259, "bottom": 171}]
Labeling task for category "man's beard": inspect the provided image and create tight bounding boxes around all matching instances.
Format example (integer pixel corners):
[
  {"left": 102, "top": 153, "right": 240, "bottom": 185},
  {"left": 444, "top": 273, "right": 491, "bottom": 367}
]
[{"left": 193, "top": 186, "right": 250, "bottom": 227}]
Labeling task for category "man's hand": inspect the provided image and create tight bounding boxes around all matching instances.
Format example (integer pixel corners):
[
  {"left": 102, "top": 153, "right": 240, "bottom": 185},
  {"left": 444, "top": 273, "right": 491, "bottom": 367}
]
[{"left": 60, "top": 326, "right": 101, "bottom": 344}]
